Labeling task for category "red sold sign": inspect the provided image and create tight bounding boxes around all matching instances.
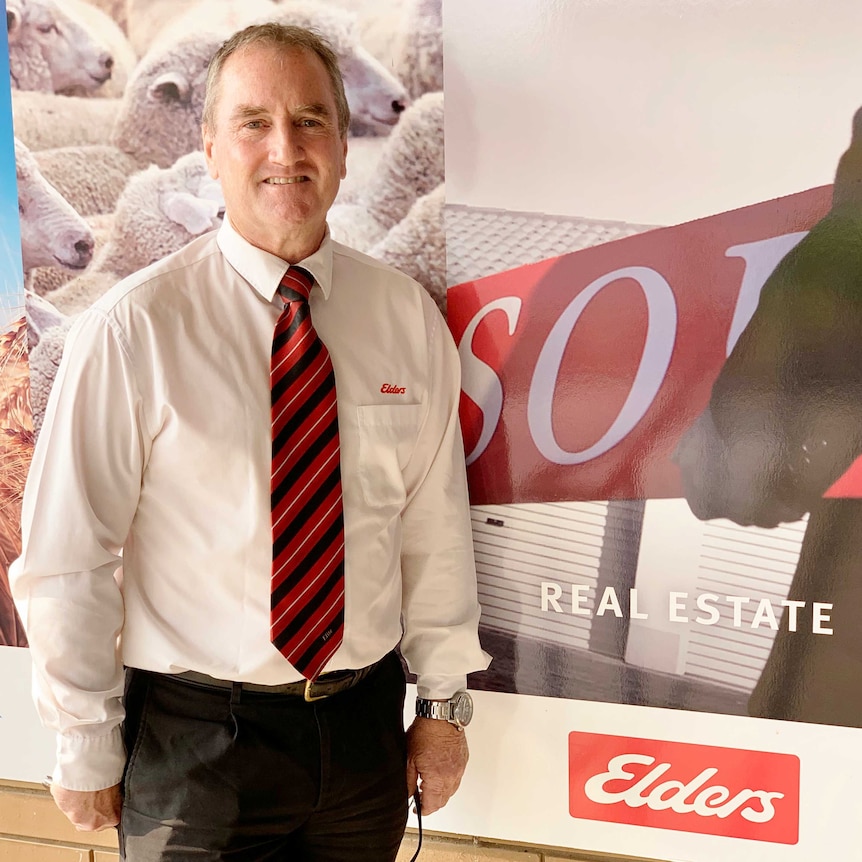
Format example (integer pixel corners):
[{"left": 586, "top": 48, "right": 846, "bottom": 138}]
[
  {"left": 448, "top": 186, "right": 837, "bottom": 505},
  {"left": 569, "top": 732, "right": 800, "bottom": 844}
]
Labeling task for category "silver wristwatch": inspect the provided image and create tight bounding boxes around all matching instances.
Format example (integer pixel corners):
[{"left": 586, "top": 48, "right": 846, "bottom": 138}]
[{"left": 415, "top": 691, "right": 473, "bottom": 729}]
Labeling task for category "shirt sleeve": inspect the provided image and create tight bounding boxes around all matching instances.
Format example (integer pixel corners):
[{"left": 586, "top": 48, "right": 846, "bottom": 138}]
[
  {"left": 398, "top": 290, "right": 491, "bottom": 700},
  {"left": 10, "top": 309, "right": 150, "bottom": 791}
]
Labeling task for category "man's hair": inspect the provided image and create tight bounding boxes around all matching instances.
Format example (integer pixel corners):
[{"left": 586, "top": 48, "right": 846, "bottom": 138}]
[{"left": 201, "top": 23, "right": 350, "bottom": 137}]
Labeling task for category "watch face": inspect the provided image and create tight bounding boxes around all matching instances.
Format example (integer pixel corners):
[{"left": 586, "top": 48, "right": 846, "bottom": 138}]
[{"left": 452, "top": 692, "right": 473, "bottom": 727}]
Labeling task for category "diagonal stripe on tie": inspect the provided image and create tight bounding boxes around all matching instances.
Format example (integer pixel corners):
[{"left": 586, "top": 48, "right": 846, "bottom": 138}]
[{"left": 269, "top": 265, "right": 345, "bottom": 680}]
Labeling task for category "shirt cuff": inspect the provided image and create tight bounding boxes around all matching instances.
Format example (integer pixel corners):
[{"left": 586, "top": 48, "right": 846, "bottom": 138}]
[
  {"left": 415, "top": 673, "right": 468, "bottom": 700},
  {"left": 53, "top": 726, "right": 126, "bottom": 791}
]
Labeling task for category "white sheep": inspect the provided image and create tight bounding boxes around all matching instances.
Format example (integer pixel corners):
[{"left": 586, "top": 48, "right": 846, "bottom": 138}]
[
  {"left": 95, "top": 151, "right": 224, "bottom": 277},
  {"left": 33, "top": 145, "right": 143, "bottom": 216},
  {"left": 113, "top": 0, "right": 410, "bottom": 169},
  {"left": 12, "top": 92, "right": 120, "bottom": 151},
  {"left": 24, "top": 288, "right": 67, "bottom": 350},
  {"left": 369, "top": 184, "right": 445, "bottom": 314},
  {"left": 81, "top": 0, "right": 127, "bottom": 35},
  {"left": 15, "top": 138, "right": 95, "bottom": 279},
  {"left": 61, "top": 0, "right": 137, "bottom": 100},
  {"left": 327, "top": 91, "right": 443, "bottom": 251},
  {"left": 27, "top": 317, "right": 74, "bottom": 436},
  {"left": 7, "top": 0, "right": 115, "bottom": 94},
  {"left": 126, "top": 0, "right": 196, "bottom": 57},
  {"left": 393, "top": 0, "right": 442, "bottom": 99},
  {"left": 110, "top": 30, "right": 224, "bottom": 168},
  {"left": 28, "top": 212, "right": 113, "bottom": 298},
  {"left": 46, "top": 152, "right": 224, "bottom": 314}
]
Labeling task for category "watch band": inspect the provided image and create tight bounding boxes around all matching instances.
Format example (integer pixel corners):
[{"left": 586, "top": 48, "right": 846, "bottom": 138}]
[{"left": 415, "top": 691, "right": 473, "bottom": 729}]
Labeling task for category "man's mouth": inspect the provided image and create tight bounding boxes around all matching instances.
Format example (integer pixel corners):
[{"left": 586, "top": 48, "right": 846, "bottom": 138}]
[{"left": 264, "top": 177, "right": 308, "bottom": 184}]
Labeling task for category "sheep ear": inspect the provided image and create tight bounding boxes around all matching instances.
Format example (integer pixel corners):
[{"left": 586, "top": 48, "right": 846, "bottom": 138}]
[
  {"left": 147, "top": 72, "right": 191, "bottom": 105},
  {"left": 162, "top": 191, "right": 220, "bottom": 235},
  {"left": 7, "top": 6, "right": 23, "bottom": 43}
]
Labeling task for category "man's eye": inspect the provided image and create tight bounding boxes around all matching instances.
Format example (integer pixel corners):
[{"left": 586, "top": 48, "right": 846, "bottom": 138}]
[
  {"left": 300, "top": 119, "right": 321, "bottom": 128},
  {"left": 245, "top": 120, "right": 263, "bottom": 129},
  {"left": 37, "top": 23, "right": 58, "bottom": 34}
]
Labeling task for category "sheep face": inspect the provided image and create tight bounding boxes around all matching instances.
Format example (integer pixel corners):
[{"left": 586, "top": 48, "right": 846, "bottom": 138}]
[
  {"left": 10, "top": 0, "right": 114, "bottom": 94},
  {"left": 112, "top": 34, "right": 217, "bottom": 168},
  {"left": 15, "top": 139, "right": 95, "bottom": 273},
  {"left": 340, "top": 45, "right": 410, "bottom": 135}
]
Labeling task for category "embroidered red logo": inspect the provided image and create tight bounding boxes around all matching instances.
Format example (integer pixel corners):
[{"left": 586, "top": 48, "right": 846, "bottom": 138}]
[
  {"left": 380, "top": 383, "right": 406, "bottom": 395},
  {"left": 569, "top": 732, "right": 799, "bottom": 844}
]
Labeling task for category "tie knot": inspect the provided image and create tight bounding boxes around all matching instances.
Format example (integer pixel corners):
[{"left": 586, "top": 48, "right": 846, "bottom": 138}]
[{"left": 278, "top": 266, "right": 313, "bottom": 305}]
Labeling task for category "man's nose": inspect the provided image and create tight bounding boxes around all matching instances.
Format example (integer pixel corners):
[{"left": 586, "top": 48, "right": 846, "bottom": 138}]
[{"left": 270, "top": 126, "right": 303, "bottom": 163}]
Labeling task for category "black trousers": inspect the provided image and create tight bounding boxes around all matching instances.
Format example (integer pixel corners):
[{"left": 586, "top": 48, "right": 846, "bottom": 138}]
[{"left": 119, "top": 653, "right": 409, "bottom": 861}]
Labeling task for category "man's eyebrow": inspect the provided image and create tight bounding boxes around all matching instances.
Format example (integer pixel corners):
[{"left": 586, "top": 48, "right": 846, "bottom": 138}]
[
  {"left": 230, "top": 104, "right": 269, "bottom": 122},
  {"left": 294, "top": 103, "right": 334, "bottom": 120}
]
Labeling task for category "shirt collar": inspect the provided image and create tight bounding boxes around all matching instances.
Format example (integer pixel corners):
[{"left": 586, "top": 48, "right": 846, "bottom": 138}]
[{"left": 216, "top": 216, "right": 334, "bottom": 302}]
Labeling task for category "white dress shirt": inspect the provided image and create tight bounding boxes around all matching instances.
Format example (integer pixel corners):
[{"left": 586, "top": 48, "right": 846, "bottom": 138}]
[{"left": 11, "top": 218, "right": 489, "bottom": 791}]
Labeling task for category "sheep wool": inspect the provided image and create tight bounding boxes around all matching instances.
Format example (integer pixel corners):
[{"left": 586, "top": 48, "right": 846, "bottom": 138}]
[
  {"left": 34, "top": 145, "right": 144, "bottom": 217},
  {"left": 27, "top": 318, "right": 74, "bottom": 436},
  {"left": 12, "top": 92, "right": 121, "bottom": 152},
  {"left": 370, "top": 184, "right": 446, "bottom": 315}
]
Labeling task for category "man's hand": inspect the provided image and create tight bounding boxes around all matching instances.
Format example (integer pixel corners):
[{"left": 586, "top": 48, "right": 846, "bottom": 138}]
[
  {"left": 405, "top": 716, "right": 468, "bottom": 815},
  {"left": 50, "top": 784, "right": 122, "bottom": 832}
]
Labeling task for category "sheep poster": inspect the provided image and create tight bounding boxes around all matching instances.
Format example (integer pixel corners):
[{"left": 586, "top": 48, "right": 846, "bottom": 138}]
[{"left": 432, "top": 0, "right": 862, "bottom": 859}]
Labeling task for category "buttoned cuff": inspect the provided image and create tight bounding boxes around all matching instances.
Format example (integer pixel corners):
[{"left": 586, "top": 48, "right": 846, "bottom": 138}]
[{"left": 53, "top": 726, "right": 126, "bottom": 791}]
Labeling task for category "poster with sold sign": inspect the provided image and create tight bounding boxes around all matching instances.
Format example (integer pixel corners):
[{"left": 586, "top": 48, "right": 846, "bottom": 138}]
[{"left": 428, "top": 0, "right": 862, "bottom": 859}]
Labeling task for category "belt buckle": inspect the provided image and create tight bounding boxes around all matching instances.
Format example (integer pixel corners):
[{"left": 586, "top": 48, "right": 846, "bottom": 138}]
[{"left": 304, "top": 678, "right": 328, "bottom": 702}]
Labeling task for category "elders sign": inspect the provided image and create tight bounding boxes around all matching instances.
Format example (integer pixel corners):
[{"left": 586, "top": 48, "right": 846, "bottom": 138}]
[
  {"left": 447, "top": 184, "right": 862, "bottom": 505},
  {"left": 568, "top": 733, "right": 800, "bottom": 844}
]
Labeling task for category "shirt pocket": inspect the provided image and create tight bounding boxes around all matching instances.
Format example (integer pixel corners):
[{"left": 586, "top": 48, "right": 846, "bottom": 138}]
[{"left": 356, "top": 404, "right": 425, "bottom": 508}]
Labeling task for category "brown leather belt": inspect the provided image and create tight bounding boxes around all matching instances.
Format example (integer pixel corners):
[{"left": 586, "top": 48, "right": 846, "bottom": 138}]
[{"left": 166, "top": 656, "right": 385, "bottom": 702}]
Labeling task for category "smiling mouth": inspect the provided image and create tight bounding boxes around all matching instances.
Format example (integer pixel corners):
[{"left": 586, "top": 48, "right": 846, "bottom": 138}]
[{"left": 264, "top": 177, "right": 309, "bottom": 184}]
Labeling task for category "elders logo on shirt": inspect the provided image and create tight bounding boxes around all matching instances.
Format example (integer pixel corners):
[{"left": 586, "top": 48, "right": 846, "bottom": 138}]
[{"left": 568, "top": 732, "right": 800, "bottom": 844}]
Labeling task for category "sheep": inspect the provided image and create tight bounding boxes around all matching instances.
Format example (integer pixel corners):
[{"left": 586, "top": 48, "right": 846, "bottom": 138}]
[
  {"left": 15, "top": 138, "right": 95, "bottom": 281},
  {"left": 28, "top": 212, "right": 114, "bottom": 297},
  {"left": 28, "top": 318, "right": 74, "bottom": 436},
  {"left": 369, "top": 184, "right": 445, "bottom": 313},
  {"left": 113, "top": 1, "right": 410, "bottom": 169},
  {"left": 12, "top": 91, "right": 120, "bottom": 151},
  {"left": 46, "top": 151, "right": 224, "bottom": 314},
  {"left": 33, "top": 145, "right": 143, "bottom": 216},
  {"left": 60, "top": 0, "right": 137, "bottom": 99},
  {"left": 126, "top": 0, "right": 196, "bottom": 57},
  {"left": 327, "top": 91, "right": 443, "bottom": 250},
  {"left": 110, "top": 31, "right": 223, "bottom": 169},
  {"left": 81, "top": 0, "right": 128, "bottom": 35},
  {"left": 393, "top": 0, "right": 442, "bottom": 99},
  {"left": 7, "top": 0, "right": 115, "bottom": 95},
  {"left": 94, "top": 150, "right": 224, "bottom": 278},
  {"left": 24, "top": 289, "right": 67, "bottom": 350}
]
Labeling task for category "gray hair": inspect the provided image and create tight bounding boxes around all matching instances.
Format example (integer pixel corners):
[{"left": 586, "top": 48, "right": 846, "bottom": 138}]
[{"left": 201, "top": 23, "right": 350, "bottom": 137}]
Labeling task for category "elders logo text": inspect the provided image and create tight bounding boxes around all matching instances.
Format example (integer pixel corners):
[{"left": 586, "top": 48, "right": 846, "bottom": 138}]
[{"left": 569, "top": 733, "right": 799, "bottom": 844}]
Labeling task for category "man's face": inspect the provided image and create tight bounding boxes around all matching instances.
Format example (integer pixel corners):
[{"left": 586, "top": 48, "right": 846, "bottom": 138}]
[{"left": 202, "top": 44, "right": 348, "bottom": 260}]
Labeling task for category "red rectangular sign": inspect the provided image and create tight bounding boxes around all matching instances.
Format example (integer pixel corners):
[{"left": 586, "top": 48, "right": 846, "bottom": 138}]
[
  {"left": 448, "top": 186, "right": 836, "bottom": 505},
  {"left": 568, "top": 732, "right": 800, "bottom": 844}
]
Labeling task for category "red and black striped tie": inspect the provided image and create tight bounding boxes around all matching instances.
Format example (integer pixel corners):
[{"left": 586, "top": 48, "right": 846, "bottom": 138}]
[{"left": 270, "top": 266, "right": 345, "bottom": 680}]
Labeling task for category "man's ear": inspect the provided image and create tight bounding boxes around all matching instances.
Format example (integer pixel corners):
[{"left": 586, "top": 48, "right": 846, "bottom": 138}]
[
  {"left": 201, "top": 124, "right": 219, "bottom": 180},
  {"left": 340, "top": 136, "right": 348, "bottom": 180}
]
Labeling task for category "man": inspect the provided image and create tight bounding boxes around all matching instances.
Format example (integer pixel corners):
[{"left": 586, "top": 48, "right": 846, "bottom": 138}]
[{"left": 11, "top": 23, "right": 489, "bottom": 861}]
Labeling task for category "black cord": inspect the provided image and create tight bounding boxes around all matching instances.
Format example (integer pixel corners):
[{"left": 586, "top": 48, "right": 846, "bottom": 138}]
[{"left": 408, "top": 790, "right": 423, "bottom": 862}]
